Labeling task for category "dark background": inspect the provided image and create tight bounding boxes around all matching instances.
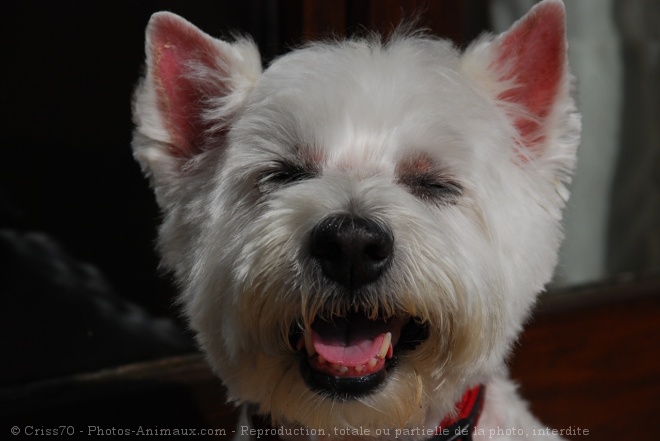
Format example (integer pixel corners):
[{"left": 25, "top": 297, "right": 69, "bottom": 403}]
[
  {"left": 0, "top": 1, "right": 483, "bottom": 386},
  {"left": 0, "top": 1, "right": 277, "bottom": 318}
]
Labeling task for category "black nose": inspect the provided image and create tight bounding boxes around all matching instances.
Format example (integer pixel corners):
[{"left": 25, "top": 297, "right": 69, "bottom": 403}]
[{"left": 310, "top": 214, "right": 393, "bottom": 290}]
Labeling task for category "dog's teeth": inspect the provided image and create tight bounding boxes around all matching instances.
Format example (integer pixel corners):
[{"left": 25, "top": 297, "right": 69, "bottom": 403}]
[
  {"left": 354, "top": 364, "right": 365, "bottom": 373},
  {"left": 303, "top": 332, "right": 316, "bottom": 356},
  {"left": 368, "top": 357, "right": 378, "bottom": 369},
  {"left": 378, "top": 332, "right": 392, "bottom": 359},
  {"left": 332, "top": 364, "right": 348, "bottom": 374}
]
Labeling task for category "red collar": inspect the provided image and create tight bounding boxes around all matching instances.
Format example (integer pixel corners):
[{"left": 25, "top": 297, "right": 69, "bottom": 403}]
[
  {"left": 433, "top": 385, "right": 485, "bottom": 441},
  {"left": 248, "top": 385, "right": 485, "bottom": 441}
]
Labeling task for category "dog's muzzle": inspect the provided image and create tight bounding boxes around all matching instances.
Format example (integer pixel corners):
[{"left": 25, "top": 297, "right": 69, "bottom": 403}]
[{"left": 290, "top": 214, "right": 429, "bottom": 400}]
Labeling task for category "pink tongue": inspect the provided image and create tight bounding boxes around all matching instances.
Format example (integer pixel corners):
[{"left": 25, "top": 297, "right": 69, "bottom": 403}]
[
  {"left": 311, "top": 315, "right": 394, "bottom": 367},
  {"left": 312, "top": 331, "right": 385, "bottom": 367}
]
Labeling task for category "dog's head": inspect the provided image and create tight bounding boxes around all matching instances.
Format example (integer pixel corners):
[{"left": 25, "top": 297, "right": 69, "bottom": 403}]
[{"left": 133, "top": 0, "right": 579, "bottom": 432}]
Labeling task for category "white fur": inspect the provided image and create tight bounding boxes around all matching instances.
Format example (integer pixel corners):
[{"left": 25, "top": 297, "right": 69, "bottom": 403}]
[{"left": 133, "top": 1, "right": 579, "bottom": 440}]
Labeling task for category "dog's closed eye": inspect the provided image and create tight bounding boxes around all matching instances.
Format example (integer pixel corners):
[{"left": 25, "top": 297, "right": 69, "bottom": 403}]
[
  {"left": 402, "top": 174, "right": 462, "bottom": 204},
  {"left": 256, "top": 160, "right": 318, "bottom": 194},
  {"left": 396, "top": 153, "right": 462, "bottom": 205}
]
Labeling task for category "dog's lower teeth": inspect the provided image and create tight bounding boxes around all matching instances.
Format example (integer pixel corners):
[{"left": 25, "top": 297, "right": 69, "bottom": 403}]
[{"left": 308, "top": 355, "right": 385, "bottom": 378}]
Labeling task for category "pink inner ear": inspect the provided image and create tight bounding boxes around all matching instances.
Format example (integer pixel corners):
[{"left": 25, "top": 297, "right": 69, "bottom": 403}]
[
  {"left": 149, "top": 14, "right": 227, "bottom": 157},
  {"left": 495, "top": 1, "right": 566, "bottom": 152}
]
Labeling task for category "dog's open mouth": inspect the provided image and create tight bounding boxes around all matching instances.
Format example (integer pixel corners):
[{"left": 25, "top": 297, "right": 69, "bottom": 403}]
[{"left": 292, "top": 312, "right": 429, "bottom": 399}]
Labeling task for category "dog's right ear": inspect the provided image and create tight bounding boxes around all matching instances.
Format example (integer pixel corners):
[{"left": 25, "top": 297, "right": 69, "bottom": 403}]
[{"left": 132, "top": 12, "right": 262, "bottom": 191}]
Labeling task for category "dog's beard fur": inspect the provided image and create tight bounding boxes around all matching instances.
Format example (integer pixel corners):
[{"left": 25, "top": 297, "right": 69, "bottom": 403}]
[{"left": 133, "top": 0, "right": 579, "bottom": 436}]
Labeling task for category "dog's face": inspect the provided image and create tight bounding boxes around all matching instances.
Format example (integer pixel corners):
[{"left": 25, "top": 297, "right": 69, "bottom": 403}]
[{"left": 133, "top": 0, "right": 578, "bottom": 432}]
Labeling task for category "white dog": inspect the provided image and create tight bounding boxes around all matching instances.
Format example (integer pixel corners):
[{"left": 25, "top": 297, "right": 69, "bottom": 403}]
[{"left": 132, "top": 0, "right": 579, "bottom": 439}]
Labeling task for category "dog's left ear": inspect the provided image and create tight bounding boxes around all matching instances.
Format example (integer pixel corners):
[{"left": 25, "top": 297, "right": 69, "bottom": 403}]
[
  {"left": 463, "top": 0, "right": 580, "bottom": 173},
  {"left": 132, "top": 12, "right": 262, "bottom": 194}
]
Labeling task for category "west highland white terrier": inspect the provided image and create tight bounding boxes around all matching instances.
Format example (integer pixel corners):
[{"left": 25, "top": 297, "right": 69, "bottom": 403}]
[{"left": 132, "top": 0, "right": 580, "bottom": 439}]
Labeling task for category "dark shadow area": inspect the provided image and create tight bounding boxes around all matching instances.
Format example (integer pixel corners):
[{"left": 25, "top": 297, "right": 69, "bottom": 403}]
[{"left": 0, "top": 1, "right": 269, "bottom": 385}]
